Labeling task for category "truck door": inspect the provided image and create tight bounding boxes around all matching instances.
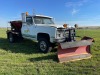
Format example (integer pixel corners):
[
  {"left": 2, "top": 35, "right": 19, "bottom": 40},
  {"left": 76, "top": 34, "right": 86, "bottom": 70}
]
[{"left": 22, "top": 16, "right": 34, "bottom": 38}]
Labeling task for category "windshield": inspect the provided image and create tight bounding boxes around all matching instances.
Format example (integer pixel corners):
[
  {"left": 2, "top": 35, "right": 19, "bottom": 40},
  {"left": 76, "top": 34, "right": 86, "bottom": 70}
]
[{"left": 34, "top": 17, "right": 54, "bottom": 24}]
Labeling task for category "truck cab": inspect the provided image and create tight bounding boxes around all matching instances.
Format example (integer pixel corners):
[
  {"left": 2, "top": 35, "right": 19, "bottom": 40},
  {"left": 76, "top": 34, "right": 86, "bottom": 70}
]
[{"left": 21, "top": 13, "right": 57, "bottom": 43}]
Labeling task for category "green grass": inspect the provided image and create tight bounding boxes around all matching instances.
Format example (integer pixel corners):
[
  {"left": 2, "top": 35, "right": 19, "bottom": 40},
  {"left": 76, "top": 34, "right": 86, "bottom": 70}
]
[{"left": 0, "top": 28, "right": 100, "bottom": 75}]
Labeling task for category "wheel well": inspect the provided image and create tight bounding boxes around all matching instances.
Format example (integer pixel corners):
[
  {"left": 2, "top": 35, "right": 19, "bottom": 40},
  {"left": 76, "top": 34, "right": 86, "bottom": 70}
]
[{"left": 37, "top": 33, "right": 50, "bottom": 41}]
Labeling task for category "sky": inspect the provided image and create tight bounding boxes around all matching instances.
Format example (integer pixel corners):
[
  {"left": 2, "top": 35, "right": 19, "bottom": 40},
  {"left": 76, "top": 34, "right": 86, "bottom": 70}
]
[{"left": 0, "top": 0, "right": 100, "bottom": 27}]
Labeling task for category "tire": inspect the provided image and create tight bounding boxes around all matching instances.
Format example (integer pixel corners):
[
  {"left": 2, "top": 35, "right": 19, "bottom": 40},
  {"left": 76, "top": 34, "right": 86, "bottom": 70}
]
[
  {"left": 51, "top": 43, "right": 56, "bottom": 48},
  {"left": 38, "top": 38, "right": 52, "bottom": 53},
  {"left": 8, "top": 33, "right": 15, "bottom": 43}
]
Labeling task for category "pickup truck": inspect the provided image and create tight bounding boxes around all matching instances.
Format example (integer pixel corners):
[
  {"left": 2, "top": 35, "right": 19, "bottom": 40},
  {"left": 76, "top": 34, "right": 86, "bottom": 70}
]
[{"left": 7, "top": 12, "right": 75, "bottom": 53}]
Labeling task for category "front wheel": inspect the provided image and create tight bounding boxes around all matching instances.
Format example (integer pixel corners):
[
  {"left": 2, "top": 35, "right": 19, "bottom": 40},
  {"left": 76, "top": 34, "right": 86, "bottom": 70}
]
[{"left": 38, "top": 38, "right": 52, "bottom": 53}]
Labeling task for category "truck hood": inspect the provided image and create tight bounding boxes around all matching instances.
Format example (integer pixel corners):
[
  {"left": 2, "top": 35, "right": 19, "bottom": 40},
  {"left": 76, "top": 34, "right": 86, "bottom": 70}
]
[
  {"left": 51, "top": 24, "right": 64, "bottom": 28},
  {"left": 36, "top": 24, "right": 74, "bottom": 28},
  {"left": 36, "top": 24, "right": 62, "bottom": 28},
  {"left": 56, "top": 24, "right": 63, "bottom": 28}
]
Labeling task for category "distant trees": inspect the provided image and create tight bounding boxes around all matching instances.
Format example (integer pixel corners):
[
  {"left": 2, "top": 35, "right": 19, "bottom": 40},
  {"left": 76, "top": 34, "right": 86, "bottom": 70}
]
[{"left": 74, "top": 24, "right": 78, "bottom": 28}]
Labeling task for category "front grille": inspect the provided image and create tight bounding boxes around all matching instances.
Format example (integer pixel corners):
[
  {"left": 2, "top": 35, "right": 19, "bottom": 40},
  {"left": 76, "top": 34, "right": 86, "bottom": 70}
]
[{"left": 56, "top": 28, "right": 76, "bottom": 42}]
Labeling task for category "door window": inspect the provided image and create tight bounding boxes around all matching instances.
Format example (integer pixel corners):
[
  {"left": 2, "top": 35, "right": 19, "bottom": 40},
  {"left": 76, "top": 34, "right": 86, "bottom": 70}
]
[{"left": 26, "top": 17, "right": 33, "bottom": 24}]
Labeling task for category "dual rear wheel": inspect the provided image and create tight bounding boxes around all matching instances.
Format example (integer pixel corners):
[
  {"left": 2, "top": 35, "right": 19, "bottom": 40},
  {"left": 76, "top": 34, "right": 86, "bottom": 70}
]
[
  {"left": 8, "top": 33, "right": 23, "bottom": 43},
  {"left": 8, "top": 33, "right": 15, "bottom": 43}
]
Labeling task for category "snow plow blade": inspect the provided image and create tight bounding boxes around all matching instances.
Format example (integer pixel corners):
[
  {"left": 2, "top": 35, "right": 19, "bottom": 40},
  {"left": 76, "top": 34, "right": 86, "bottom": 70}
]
[
  {"left": 57, "top": 37, "right": 94, "bottom": 63},
  {"left": 60, "top": 40, "right": 92, "bottom": 49}
]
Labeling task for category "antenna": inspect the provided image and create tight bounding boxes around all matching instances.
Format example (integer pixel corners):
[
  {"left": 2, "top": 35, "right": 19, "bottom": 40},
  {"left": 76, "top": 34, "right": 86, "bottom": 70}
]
[{"left": 33, "top": 9, "right": 35, "bottom": 16}]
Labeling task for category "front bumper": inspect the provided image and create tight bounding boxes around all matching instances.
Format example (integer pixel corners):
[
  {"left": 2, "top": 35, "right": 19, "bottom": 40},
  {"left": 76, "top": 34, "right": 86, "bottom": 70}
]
[{"left": 54, "top": 38, "right": 66, "bottom": 43}]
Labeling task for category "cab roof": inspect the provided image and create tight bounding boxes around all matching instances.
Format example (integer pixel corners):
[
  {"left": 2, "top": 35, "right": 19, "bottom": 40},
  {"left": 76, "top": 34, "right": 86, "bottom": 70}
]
[
  {"left": 27, "top": 15, "right": 53, "bottom": 19},
  {"left": 34, "top": 15, "right": 53, "bottom": 19}
]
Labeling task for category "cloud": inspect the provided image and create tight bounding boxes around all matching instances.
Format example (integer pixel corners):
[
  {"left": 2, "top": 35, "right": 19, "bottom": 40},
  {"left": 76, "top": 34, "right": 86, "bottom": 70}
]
[
  {"left": 66, "top": 0, "right": 89, "bottom": 7},
  {"left": 65, "top": 0, "right": 89, "bottom": 15},
  {"left": 72, "top": 9, "right": 79, "bottom": 15}
]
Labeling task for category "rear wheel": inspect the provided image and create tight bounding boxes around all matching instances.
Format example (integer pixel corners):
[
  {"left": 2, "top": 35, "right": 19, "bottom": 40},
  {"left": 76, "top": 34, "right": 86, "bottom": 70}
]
[
  {"left": 8, "top": 33, "right": 15, "bottom": 43},
  {"left": 38, "top": 38, "right": 52, "bottom": 53},
  {"left": 8, "top": 33, "right": 14, "bottom": 43}
]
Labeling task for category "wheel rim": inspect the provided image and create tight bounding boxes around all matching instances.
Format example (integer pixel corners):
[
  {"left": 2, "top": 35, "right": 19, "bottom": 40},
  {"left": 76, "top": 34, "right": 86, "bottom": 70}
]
[{"left": 40, "top": 41, "right": 47, "bottom": 51}]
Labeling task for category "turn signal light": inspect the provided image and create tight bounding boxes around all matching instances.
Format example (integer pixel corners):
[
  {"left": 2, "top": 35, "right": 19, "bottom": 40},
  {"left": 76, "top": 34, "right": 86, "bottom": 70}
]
[
  {"left": 26, "top": 12, "right": 28, "bottom": 16},
  {"left": 63, "top": 24, "right": 67, "bottom": 28}
]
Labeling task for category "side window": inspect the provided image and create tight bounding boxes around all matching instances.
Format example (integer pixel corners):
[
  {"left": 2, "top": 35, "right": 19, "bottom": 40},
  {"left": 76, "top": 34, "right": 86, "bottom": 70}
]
[
  {"left": 34, "top": 18, "right": 43, "bottom": 24},
  {"left": 26, "top": 17, "right": 33, "bottom": 24}
]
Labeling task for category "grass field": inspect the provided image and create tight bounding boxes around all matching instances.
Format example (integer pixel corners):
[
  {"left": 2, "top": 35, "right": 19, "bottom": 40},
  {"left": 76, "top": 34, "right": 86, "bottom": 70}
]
[{"left": 0, "top": 28, "right": 100, "bottom": 75}]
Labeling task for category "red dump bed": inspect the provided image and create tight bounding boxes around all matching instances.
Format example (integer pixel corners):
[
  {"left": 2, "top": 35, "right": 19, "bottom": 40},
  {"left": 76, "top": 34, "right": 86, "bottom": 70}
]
[{"left": 10, "top": 21, "right": 22, "bottom": 30}]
